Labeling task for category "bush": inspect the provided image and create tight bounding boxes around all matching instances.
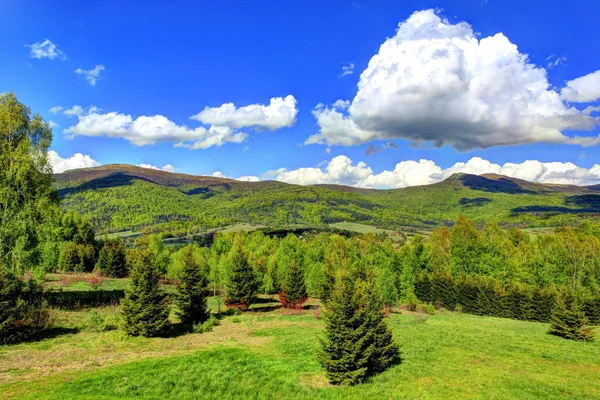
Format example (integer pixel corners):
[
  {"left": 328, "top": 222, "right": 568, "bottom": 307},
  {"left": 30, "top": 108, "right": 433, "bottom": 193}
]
[
  {"left": 549, "top": 297, "right": 595, "bottom": 342},
  {"left": 0, "top": 270, "right": 49, "bottom": 344},
  {"left": 86, "top": 308, "right": 119, "bottom": 332},
  {"left": 120, "top": 249, "right": 170, "bottom": 337},
  {"left": 59, "top": 243, "right": 97, "bottom": 272},
  {"left": 193, "top": 314, "right": 218, "bottom": 334},
  {"left": 96, "top": 238, "right": 128, "bottom": 278}
]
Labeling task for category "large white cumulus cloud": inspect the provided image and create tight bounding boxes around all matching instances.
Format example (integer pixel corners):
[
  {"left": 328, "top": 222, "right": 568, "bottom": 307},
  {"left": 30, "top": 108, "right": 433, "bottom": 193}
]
[
  {"left": 270, "top": 156, "right": 600, "bottom": 188},
  {"left": 49, "top": 151, "right": 101, "bottom": 173},
  {"left": 192, "top": 95, "right": 298, "bottom": 130},
  {"left": 307, "top": 9, "right": 600, "bottom": 150}
]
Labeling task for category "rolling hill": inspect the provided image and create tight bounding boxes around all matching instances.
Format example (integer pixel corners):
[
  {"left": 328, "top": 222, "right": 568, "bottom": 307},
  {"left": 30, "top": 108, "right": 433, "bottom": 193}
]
[{"left": 53, "top": 165, "right": 600, "bottom": 233}]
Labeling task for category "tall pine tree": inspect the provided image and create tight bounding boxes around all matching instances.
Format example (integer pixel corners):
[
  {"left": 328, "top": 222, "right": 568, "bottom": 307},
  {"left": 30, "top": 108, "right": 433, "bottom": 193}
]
[
  {"left": 279, "top": 260, "right": 307, "bottom": 308},
  {"left": 225, "top": 242, "right": 259, "bottom": 310},
  {"left": 317, "top": 275, "right": 399, "bottom": 385},
  {"left": 174, "top": 245, "right": 209, "bottom": 324},
  {"left": 120, "top": 249, "right": 170, "bottom": 337}
]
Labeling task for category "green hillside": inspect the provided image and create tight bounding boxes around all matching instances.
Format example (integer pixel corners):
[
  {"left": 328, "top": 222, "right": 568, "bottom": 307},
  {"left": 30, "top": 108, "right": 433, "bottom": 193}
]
[{"left": 54, "top": 165, "right": 600, "bottom": 233}]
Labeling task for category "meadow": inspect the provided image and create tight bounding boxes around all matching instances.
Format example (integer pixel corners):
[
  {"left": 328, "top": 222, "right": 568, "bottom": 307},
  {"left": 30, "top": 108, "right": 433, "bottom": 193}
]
[{"left": 1, "top": 280, "right": 599, "bottom": 400}]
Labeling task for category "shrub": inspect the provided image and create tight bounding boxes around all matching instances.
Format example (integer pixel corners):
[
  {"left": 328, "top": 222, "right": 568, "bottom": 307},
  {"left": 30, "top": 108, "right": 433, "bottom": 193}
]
[
  {"left": 86, "top": 308, "right": 119, "bottom": 332},
  {"left": 193, "top": 314, "right": 218, "bottom": 334},
  {"left": 0, "top": 270, "right": 49, "bottom": 344},
  {"left": 548, "top": 297, "right": 595, "bottom": 342},
  {"left": 96, "top": 238, "right": 128, "bottom": 278},
  {"left": 120, "top": 249, "right": 170, "bottom": 337}
]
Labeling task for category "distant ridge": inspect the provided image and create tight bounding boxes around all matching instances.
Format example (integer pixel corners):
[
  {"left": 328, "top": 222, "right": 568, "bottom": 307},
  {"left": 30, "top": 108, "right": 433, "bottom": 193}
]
[
  {"left": 53, "top": 164, "right": 600, "bottom": 231},
  {"left": 54, "top": 164, "right": 598, "bottom": 194}
]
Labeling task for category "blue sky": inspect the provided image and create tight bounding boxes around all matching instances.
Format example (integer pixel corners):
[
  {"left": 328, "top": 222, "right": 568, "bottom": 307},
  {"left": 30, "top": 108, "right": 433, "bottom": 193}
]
[{"left": 2, "top": 0, "right": 600, "bottom": 187}]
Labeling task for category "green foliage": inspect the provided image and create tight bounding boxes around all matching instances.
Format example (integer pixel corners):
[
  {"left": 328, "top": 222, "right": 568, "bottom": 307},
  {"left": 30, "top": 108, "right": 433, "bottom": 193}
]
[
  {"left": 96, "top": 238, "right": 128, "bottom": 278},
  {"left": 279, "top": 260, "right": 307, "bottom": 308},
  {"left": 55, "top": 163, "right": 600, "bottom": 236},
  {"left": 549, "top": 297, "right": 595, "bottom": 342},
  {"left": 0, "top": 270, "right": 48, "bottom": 344},
  {"left": 174, "top": 245, "right": 209, "bottom": 324},
  {"left": 317, "top": 275, "right": 399, "bottom": 385},
  {"left": 224, "top": 242, "right": 259, "bottom": 310},
  {"left": 58, "top": 242, "right": 96, "bottom": 272},
  {"left": 120, "top": 249, "right": 170, "bottom": 337},
  {"left": 193, "top": 314, "right": 218, "bottom": 334},
  {"left": 0, "top": 93, "right": 60, "bottom": 274},
  {"left": 86, "top": 309, "right": 119, "bottom": 332}
]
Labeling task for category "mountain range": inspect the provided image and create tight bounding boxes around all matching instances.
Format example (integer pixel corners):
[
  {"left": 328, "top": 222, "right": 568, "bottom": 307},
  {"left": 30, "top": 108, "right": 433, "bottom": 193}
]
[{"left": 54, "top": 164, "right": 600, "bottom": 232}]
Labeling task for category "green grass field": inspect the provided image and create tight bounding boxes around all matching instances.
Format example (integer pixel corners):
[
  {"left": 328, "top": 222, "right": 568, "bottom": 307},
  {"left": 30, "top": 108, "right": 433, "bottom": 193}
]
[{"left": 1, "top": 297, "right": 599, "bottom": 399}]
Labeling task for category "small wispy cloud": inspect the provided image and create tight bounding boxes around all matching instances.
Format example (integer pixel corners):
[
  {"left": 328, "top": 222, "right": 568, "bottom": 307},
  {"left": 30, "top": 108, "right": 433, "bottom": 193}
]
[
  {"left": 49, "top": 106, "right": 63, "bottom": 114},
  {"left": 339, "top": 62, "right": 354, "bottom": 77},
  {"left": 75, "top": 64, "right": 105, "bottom": 86},
  {"left": 26, "top": 39, "right": 66, "bottom": 60},
  {"left": 545, "top": 54, "right": 567, "bottom": 70}
]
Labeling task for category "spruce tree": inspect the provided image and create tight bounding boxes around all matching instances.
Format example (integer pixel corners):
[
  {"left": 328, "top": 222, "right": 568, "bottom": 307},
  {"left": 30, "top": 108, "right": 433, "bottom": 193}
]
[
  {"left": 120, "top": 249, "right": 170, "bottom": 337},
  {"left": 96, "top": 238, "right": 128, "bottom": 278},
  {"left": 279, "top": 260, "right": 307, "bottom": 308},
  {"left": 317, "top": 275, "right": 399, "bottom": 385},
  {"left": 174, "top": 245, "right": 209, "bottom": 324},
  {"left": 359, "top": 285, "right": 400, "bottom": 375},
  {"left": 548, "top": 297, "right": 595, "bottom": 342},
  {"left": 225, "top": 243, "right": 259, "bottom": 310}
]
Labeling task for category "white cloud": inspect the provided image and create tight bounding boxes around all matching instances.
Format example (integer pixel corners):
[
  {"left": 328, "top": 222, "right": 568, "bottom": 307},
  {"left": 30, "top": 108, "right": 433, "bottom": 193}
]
[
  {"left": 210, "top": 171, "right": 259, "bottom": 182},
  {"left": 48, "top": 120, "right": 59, "bottom": 129},
  {"left": 137, "top": 163, "right": 177, "bottom": 173},
  {"left": 340, "top": 62, "right": 355, "bottom": 77},
  {"left": 191, "top": 95, "right": 298, "bottom": 131},
  {"left": 49, "top": 150, "right": 100, "bottom": 173},
  {"left": 62, "top": 96, "right": 295, "bottom": 149},
  {"left": 268, "top": 155, "right": 600, "bottom": 188},
  {"left": 64, "top": 106, "right": 247, "bottom": 149},
  {"left": 27, "top": 39, "right": 65, "bottom": 60},
  {"left": 545, "top": 54, "right": 567, "bottom": 70},
  {"left": 561, "top": 70, "right": 600, "bottom": 103},
  {"left": 49, "top": 106, "right": 63, "bottom": 114},
  {"left": 307, "top": 9, "right": 599, "bottom": 150},
  {"left": 75, "top": 65, "right": 105, "bottom": 86}
]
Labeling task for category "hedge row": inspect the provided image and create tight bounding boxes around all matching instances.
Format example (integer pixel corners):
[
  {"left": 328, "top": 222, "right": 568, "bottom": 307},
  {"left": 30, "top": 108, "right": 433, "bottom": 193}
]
[
  {"left": 414, "top": 272, "right": 600, "bottom": 325},
  {"left": 45, "top": 289, "right": 125, "bottom": 310}
]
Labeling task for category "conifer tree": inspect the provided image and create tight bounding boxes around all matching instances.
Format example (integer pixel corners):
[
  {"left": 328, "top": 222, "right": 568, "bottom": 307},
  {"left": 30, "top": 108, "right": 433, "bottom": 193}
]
[
  {"left": 225, "top": 243, "right": 259, "bottom": 310},
  {"left": 120, "top": 249, "right": 170, "bottom": 337},
  {"left": 279, "top": 260, "right": 307, "bottom": 308},
  {"left": 359, "top": 285, "right": 400, "bottom": 375},
  {"left": 317, "top": 275, "right": 399, "bottom": 385},
  {"left": 174, "top": 245, "right": 209, "bottom": 324},
  {"left": 548, "top": 297, "right": 595, "bottom": 342},
  {"left": 96, "top": 238, "right": 128, "bottom": 278}
]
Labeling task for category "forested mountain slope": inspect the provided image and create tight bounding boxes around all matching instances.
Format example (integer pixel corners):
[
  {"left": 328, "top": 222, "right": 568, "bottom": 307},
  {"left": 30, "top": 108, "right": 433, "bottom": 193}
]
[{"left": 54, "top": 165, "right": 600, "bottom": 232}]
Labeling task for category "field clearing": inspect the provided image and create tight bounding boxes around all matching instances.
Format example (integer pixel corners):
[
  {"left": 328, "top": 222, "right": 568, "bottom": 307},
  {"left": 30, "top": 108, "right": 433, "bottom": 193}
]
[
  {"left": 207, "top": 223, "right": 268, "bottom": 234},
  {"left": 1, "top": 299, "right": 599, "bottom": 399}
]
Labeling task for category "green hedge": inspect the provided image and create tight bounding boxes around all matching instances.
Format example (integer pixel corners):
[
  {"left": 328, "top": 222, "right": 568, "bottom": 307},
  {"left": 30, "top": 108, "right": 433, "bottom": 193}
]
[
  {"left": 45, "top": 289, "right": 125, "bottom": 310},
  {"left": 414, "top": 272, "right": 599, "bottom": 325}
]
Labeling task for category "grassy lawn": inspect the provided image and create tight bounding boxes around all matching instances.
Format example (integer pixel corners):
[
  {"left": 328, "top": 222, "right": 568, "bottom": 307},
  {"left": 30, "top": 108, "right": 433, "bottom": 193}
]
[{"left": 1, "top": 300, "right": 599, "bottom": 399}]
